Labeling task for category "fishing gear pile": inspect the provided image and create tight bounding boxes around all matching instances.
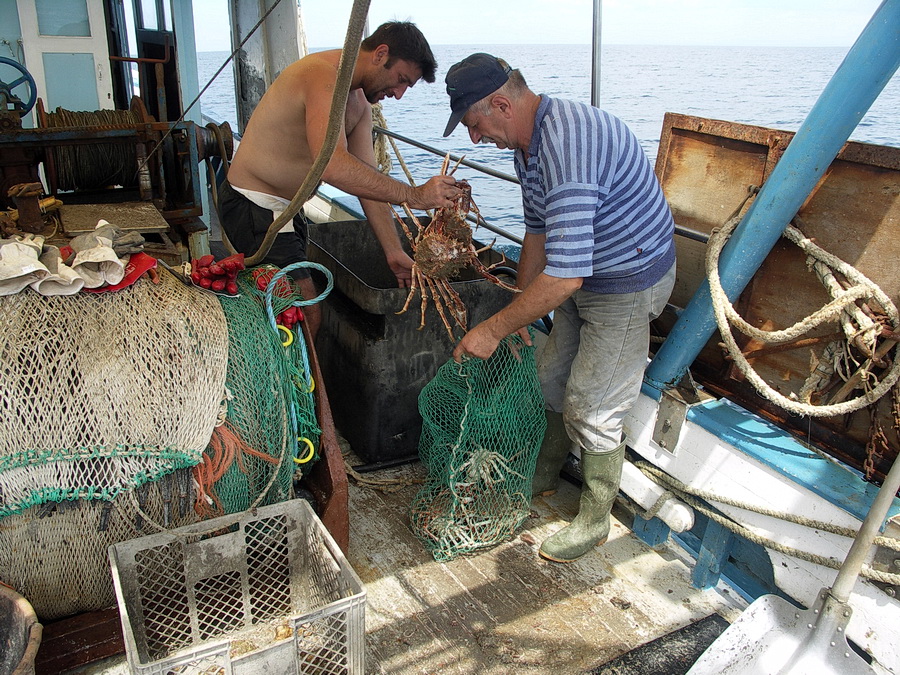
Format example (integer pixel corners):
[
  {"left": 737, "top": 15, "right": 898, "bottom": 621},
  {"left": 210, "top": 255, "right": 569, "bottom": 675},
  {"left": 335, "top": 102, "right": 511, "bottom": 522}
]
[
  {"left": 410, "top": 331, "right": 546, "bottom": 561},
  {"left": 205, "top": 267, "right": 320, "bottom": 518},
  {"left": 0, "top": 266, "right": 320, "bottom": 619}
]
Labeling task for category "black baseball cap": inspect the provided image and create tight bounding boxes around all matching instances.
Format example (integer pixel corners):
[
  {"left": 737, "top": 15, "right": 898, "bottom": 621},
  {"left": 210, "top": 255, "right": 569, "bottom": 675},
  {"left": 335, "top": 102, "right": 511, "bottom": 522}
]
[{"left": 443, "top": 53, "right": 511, "bottom": 137}]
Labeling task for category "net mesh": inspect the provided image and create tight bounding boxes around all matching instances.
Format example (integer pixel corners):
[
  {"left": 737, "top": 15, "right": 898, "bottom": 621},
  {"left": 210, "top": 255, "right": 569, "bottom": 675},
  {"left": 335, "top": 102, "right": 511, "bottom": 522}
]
[
  {"left": 410, "top": 331, "right": 546, "bottom": 561},
  {"left": 203, "top": 268, "right": 320, "bottom": 517},
  {"left": 0, "top": 470, "right": 199, "bottom": 618},
  {"left": 0, "top": 267, "right": 321, "bottom": 619},
  {"left": 0, "top": 273, "right": 228, "bottom": 517}
]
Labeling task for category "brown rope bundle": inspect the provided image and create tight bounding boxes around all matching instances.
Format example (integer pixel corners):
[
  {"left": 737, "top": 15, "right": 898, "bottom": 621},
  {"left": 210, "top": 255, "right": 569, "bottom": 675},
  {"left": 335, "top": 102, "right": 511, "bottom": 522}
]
[{"left": 42, "top": 107, "right": 142, "bottom": 191}]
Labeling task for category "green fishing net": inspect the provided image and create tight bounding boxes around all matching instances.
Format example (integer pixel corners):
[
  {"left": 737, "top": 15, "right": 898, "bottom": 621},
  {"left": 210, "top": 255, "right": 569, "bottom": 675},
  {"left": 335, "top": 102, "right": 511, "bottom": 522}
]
[
  {"left": 205, "top": 266, "right": 321, "bottom": 516},
  {"left": 410, "top": 330, "right": 546, "bottom": 561}
]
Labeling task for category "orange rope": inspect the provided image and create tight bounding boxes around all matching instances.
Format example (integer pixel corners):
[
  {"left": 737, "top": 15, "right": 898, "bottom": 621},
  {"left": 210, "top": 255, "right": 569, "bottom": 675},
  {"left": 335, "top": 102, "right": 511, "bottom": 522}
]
[{"left": 193, "top": 422, "right": 280, "bottom": 518}]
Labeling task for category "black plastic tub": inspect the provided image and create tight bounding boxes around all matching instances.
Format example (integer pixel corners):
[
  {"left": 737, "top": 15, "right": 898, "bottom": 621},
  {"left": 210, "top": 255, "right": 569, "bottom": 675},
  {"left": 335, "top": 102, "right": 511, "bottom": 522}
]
[{"left": 309, "top": 219, "right": 516, "bottom": 465}]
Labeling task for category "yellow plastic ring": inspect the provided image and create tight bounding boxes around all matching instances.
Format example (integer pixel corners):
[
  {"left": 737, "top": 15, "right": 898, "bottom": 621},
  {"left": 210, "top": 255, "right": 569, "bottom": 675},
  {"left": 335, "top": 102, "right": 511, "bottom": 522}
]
[
  {"left": 293, "top": 437, "right": 315, "bottom": 464},
  {"left": 278, "top": 324, "right": 294, "bottom": 347}
]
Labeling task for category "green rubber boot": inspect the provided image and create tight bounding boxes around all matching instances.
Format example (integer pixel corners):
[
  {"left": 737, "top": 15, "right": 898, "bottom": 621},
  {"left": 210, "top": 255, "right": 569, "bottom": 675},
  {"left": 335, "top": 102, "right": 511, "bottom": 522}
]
[
  {"left": 531, "top": 410, "right": 571, "bottom": 496},
  {"left": 539, "top": 442, "right": 626, "bottom": 563}
]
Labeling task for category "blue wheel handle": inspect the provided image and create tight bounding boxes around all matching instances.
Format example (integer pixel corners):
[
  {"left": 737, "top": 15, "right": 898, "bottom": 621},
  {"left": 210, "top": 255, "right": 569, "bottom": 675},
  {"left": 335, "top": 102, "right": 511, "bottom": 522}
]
[{"left": 0, "top": 57, "right": 37, "bottom": 116}]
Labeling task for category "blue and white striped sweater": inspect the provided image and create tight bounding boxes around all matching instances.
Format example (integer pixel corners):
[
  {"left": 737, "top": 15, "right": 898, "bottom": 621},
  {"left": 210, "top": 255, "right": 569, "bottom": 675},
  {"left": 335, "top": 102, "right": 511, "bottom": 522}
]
[{"left": 515, "top": 96, "right": 675, "bottom": 294}]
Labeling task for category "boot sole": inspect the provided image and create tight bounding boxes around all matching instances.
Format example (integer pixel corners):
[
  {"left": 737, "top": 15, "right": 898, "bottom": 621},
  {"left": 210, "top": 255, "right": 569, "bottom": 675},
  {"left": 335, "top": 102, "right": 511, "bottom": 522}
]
[{"left": 538, "top": 535, "right": 608, "bottom": 563}]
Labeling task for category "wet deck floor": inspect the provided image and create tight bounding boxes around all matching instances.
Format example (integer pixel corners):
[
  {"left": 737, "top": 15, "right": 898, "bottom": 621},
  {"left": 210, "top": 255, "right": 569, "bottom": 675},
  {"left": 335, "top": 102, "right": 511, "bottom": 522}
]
[{"left": 345, "top": 459, "right": 745, "bottom": 674}]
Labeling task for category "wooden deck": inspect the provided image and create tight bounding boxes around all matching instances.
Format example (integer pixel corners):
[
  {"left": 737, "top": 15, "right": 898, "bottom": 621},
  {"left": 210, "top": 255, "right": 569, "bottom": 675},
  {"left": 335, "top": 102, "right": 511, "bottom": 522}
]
[
  {"left": 345, "top": 457, "right": 745, "bottom": 674},
  {"left": 59, "top": 457, "right": 743, "bottom": 675}
]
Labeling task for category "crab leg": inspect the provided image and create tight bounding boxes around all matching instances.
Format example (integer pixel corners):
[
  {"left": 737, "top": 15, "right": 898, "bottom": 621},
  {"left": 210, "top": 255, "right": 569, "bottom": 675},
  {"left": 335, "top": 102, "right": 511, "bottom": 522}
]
[
  {"left": 418, "top": 269, "right": 429, "bottom": 330},
  {"left": 434, "top": 278, "right": 468, "bottom": 330},
  {"left": 471, "top": 258, "right": 521, "bottom": 293},
  {"left": 400, "top": 202, "right": 425, "bottom": 235},
  {"left": 391, "top": 205, "right": 418, "bottom": 247},
  {"left": 448, "top": 154, "right": 466, "bottom": 176},
  {"left": 420, "top": 273, "right": 456, "bottom": 340},
  {"left": 396, "top": 270, "right": 420, "bottom": 315}
]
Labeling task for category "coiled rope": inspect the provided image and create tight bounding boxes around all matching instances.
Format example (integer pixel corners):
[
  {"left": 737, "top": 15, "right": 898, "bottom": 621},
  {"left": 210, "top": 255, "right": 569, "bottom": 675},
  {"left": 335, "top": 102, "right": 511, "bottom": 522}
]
[
  {"left": 41, "top": 108, "right": 142, "bottom": 191},
  {"left": 706, "top": 187, "right": 900, "bottom": 417}
]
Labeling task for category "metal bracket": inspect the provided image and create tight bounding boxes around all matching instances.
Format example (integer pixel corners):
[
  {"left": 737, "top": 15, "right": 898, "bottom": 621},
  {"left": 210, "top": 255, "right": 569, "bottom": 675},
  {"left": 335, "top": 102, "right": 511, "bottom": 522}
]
[
  {"left": 872, "top": 514, "right": 900, "bottom": 599},
  {"left": 652, "top": 372, "right": 702, "bottom": 453}
]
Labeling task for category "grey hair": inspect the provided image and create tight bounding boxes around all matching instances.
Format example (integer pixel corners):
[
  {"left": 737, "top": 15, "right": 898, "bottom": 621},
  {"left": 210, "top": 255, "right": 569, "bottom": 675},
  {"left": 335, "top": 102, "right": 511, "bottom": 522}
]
[{"left": 470, "top": 61, "right": 530, "bottom": 115}]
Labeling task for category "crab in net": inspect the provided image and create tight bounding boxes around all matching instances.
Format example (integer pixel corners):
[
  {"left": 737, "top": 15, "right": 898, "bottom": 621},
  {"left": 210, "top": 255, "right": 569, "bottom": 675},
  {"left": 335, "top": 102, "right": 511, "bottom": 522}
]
[{"left": 391, "top": 154, "right": 520, "bottom": 340}]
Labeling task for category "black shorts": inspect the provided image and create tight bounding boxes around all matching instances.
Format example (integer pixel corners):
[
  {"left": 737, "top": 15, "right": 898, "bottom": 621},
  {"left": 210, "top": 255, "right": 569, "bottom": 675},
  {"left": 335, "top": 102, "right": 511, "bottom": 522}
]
[{"left": 218, "top": 179, "right": 312, "bottom": 280}]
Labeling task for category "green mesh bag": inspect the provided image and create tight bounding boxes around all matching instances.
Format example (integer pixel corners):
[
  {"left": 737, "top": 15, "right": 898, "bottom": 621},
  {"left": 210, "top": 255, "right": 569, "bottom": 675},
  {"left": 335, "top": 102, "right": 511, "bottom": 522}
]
[{"left": 410, "top": 330, "right": 546, "bottom": 561}]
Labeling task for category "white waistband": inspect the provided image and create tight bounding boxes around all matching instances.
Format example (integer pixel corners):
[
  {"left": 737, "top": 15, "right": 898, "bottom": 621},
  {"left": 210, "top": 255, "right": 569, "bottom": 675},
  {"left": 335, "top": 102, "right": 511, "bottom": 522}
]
[{"left": 230, "top": 184, "right": 294, "bottom": 233}]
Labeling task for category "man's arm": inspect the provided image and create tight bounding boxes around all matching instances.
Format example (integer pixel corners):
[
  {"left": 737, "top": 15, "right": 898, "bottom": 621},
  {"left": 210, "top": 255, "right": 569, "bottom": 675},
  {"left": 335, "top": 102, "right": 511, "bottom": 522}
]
[
  {"left": 453, "top": 272, "right": 583, "bottom": 362},
  {"left": 516, "top": 231, "right": 547, "bottom": 290},
  {"left": 346, "top": 109, "right": 414, "bottom": 286},
  {"left": 303, "top": 75, "right": 456, "bottom": 210}
]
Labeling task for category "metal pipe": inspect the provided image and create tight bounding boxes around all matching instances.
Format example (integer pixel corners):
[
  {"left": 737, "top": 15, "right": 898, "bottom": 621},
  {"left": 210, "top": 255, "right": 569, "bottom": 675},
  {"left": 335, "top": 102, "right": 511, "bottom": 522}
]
[
  {"left": 591, "top": 0, "right": 602, "bottom": 107},
  {"left": 620, "top": 460, "right": 694, "bottom": 533},
  {"left": 644, "top": 0, "right": 900, "bottom": 390},
  {"left": 831, "top": 451, "right": 900, "bottom": 602},
  {"left": 373, "top": 126, "right": 519, "bottom": 183}
]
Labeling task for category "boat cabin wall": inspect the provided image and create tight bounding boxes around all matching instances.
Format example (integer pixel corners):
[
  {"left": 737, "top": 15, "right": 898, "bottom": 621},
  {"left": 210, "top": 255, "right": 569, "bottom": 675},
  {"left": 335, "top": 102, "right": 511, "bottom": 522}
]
[{"left": 229, "top": 0, "right": 306, "bottom": 135}]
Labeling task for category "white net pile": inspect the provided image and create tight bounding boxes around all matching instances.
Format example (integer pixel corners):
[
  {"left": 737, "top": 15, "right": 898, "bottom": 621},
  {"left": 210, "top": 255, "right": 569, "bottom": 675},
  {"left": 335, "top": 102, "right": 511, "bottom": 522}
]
[
  {"left": 0, "top": 272, "right": 228, "bottom": 518},
  {"left": 0, "top": 469, "right": 199, "bottom": 618}
]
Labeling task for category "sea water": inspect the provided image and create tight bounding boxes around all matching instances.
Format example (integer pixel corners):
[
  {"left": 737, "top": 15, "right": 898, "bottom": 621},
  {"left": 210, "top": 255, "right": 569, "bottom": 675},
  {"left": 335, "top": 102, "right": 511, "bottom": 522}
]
[{"left": 197, "top": 44, "right": 900, "bottom": 241}]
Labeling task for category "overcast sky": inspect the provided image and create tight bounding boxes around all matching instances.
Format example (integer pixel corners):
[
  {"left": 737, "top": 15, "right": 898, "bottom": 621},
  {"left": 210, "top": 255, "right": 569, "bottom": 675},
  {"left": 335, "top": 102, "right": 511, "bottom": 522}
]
[{"left": 191, "top": 0, "right": 886, "bottom": 51}]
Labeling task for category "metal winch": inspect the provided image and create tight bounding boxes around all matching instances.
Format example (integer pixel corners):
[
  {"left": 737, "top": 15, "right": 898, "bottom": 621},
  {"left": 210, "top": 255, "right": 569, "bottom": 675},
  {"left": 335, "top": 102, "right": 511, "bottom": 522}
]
[{"left": 0, "top": 57, "right": 231, "bottom": 261}]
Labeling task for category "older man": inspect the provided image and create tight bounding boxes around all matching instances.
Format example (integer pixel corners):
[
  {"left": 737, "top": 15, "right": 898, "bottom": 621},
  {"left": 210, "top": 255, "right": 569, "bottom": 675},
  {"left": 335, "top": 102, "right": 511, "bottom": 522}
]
[
  {"left": 221, "top": 22, "right": 461, "bottom": 335},
  {"left": 444, "top": 53, "right": 676, "bottom": 563}
]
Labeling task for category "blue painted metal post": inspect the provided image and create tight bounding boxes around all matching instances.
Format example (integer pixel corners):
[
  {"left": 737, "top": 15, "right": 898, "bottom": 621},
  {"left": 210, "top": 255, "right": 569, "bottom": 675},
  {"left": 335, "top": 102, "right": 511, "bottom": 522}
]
[
  {"left": 632, "top": 515, "right": 671, "bottom": 548},
  {"left": 692, "top": 520, "right": 734, "bottom": 590},
  {"left": 645, "top": 0, "right": 900, "bottom": 390}
]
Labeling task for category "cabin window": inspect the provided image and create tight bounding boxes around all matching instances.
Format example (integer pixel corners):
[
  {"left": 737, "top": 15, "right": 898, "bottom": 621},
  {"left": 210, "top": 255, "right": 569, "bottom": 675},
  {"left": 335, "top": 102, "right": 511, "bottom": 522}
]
[
  {"left": 140, "top": 1, "right": 158, "bottom": 31},
  {"left": 35, "top": 0, "right": 90, "bottom": 37}
]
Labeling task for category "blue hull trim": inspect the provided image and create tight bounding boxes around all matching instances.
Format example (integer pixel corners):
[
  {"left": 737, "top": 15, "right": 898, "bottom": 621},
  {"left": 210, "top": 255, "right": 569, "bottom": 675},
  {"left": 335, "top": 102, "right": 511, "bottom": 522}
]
[{"left": 688, "top": 398, "right": 900, "bottom": 523}]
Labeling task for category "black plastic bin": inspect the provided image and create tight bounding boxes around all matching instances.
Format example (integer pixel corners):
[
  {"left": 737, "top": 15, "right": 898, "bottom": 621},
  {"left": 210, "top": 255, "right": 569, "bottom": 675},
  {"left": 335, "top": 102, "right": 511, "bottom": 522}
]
[{"left": 309, "top": 219, "right": 516, "bottom": 466}]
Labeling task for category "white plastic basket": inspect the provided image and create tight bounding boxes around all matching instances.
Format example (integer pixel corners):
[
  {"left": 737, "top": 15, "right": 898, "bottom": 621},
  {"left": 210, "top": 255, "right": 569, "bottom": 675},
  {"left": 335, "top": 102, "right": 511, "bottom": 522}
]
[{"left": 109, "top": 500, "right": 365, "bottom": 674}]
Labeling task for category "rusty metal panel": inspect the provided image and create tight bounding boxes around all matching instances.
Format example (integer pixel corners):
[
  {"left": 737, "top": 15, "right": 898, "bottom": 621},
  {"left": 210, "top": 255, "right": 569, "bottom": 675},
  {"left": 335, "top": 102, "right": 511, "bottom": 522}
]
[{"left": 656, "top": 113, "right": 900, "bottom": 479}]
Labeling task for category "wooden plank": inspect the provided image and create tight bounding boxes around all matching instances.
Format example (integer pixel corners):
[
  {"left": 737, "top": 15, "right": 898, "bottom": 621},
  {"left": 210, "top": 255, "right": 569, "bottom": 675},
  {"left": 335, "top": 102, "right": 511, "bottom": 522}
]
[
  {"left": 34, "top": 607, "right": 124, "bottom": 675},
  {"left": 302, "top": 320, "right": 350, "bottom": 553},
  {"left": 61, "top": 201, "right": 170, "bottom": 235},
  {"left": 656, "top": 112, "right": 900, "bottom": 475},
  {"left": 346, "top": 468, "right": 743, "bottom": 674}
]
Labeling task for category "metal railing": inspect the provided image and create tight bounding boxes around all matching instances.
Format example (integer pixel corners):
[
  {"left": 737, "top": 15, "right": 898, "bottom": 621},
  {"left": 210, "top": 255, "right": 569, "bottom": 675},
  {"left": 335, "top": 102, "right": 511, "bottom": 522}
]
[
  {"left": 373, "top": 126, "right": 524, "bottom": 246},
  {"left": 374, "top": 125, "right": 709, "bottom": 247}
]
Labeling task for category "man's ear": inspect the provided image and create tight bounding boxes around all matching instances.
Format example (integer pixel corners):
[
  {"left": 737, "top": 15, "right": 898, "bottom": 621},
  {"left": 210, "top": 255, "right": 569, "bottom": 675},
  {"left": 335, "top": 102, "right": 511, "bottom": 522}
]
[
  {"left": 372, "top": 44, "right": 389, "bottom": 65},
  {"left": 492, "top": 94, "right": 513, "bottom": 117}
]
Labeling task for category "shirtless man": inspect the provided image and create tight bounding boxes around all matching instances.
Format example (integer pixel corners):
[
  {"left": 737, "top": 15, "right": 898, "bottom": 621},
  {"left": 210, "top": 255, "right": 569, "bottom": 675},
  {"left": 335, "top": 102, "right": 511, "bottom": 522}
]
[{"left": 220, "top": 21, "right": 460, "bottom": 336}]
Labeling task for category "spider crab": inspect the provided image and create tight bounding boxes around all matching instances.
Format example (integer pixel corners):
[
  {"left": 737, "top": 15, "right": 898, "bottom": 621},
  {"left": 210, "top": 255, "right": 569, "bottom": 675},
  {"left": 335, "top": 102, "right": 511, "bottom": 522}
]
[{"left": 392, "top": 154, "right": 520, "bottom": 341}]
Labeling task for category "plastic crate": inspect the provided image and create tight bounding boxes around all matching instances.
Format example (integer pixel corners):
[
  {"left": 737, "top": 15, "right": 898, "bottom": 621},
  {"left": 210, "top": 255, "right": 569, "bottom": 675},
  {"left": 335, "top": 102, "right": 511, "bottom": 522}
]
[{"left": 109, "top": 500, "right": 365, "bottom": 674}]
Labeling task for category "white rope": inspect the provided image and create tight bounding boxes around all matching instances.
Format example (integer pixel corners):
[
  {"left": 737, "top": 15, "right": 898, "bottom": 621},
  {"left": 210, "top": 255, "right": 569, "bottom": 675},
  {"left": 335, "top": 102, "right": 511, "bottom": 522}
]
[
  {"left": 706, "top": 205, "right": 900, "bottom": 417},
  {"left": 635, "top": 462, "right": 900, "bottom": 586}
]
